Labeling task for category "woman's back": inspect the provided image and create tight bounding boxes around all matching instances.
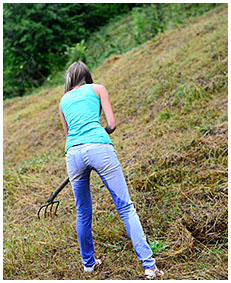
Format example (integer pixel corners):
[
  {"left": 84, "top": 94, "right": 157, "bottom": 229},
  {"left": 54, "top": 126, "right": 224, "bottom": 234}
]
[
  {"left": 59, "top": 61, "right": 164, "bottom": 278},
  {"left": 60, "top": 84, "right": 112, "bottom": 153}
]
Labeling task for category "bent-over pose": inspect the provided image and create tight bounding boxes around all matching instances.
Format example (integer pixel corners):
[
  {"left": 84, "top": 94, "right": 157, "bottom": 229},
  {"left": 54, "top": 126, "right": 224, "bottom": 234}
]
[{"left": 59, "top": 61, "right": 164, "bottom": 279}]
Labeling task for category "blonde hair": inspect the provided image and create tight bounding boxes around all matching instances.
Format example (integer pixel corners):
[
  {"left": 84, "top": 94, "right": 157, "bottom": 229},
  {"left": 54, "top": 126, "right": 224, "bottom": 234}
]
[{"left": 64, "top": 61, "right": 93, "bottom": 93}]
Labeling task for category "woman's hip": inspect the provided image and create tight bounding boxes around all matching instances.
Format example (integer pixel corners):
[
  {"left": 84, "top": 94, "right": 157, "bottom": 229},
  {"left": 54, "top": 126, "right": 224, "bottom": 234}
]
[{"left": 65, "top": 143, "right": 118, "bottom": 179}]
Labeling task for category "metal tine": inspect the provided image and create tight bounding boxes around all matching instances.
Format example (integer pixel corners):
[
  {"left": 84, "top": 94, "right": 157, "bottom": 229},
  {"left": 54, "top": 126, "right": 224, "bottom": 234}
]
[
  {"left": 49, "top": 202, "right": 54, "bottom": 217},
  {"left": 38, "top": 203, "right": 49, "bottom": 219},
  {"left": 37, "top": 201, "right": 61, "bottom": 219},
  {"left": 53, "top": 201, "right": 60, "bottom": 217},
  {"left": 44, "top": 203, "right": 49, "bottom": 218},
  {"left": 37, "top": 176, "right": 69, "bottom": 220}
]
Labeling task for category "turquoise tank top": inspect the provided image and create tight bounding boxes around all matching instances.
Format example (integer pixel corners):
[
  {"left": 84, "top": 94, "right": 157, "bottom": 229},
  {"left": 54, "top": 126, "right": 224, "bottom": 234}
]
[{"left": 60, "top": 84, "right": 113, "bottom": 153}]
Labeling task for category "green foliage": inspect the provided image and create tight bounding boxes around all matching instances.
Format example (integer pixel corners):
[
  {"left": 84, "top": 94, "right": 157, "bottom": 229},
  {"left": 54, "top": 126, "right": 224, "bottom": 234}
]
[
  {"left": 3, "top": 3, "right": 138, "bottom": 99},
  {"left": 131, "top": 4, "right": 165, "bottom": 44},
  {"left": 65, "top": 40, "right": 88, "bottom": 67},
  {"left": 148, "top": 240, "right": 167, "bottom": 255},
  {"left": 4, "top": 3, "right": 222, "bottom": 99},
  {"left": 3, "top": 5, "right": 228, "bottom": 279},
  {"left": 163, "top": 3, "right": 220, "bottom": 29},
  {"left": 158, "top": 108, "right": 176, "bottom": 122},
  {"left": 84, "top": 3, "right": 221, "bottom": 73}
]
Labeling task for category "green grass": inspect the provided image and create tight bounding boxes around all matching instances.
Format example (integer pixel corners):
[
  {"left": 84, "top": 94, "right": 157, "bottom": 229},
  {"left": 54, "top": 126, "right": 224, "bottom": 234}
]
[
  {"left": 27, "top": 3, "right": 221, "bottom": 95},
  {"left": 3, "top": 5, "right": 228, "bottom": 280}
]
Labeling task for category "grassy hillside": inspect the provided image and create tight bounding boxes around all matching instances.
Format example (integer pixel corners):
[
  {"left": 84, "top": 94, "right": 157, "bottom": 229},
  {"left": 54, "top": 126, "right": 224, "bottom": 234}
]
[
  {"left": 30, "top": 3, "right": 220, "bottom": 94},
  {"left": 3, "top": 5, "right": 228, "bottom": 280}
]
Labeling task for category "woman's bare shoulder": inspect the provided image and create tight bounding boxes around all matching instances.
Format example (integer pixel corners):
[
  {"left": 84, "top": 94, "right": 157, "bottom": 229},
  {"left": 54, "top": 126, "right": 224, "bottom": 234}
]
[
  {"left": 92, "top": 83, "right": 106, "bottom": 90},
  {"left": 92, "top": 84, "right": 107, "bottom": 97}
]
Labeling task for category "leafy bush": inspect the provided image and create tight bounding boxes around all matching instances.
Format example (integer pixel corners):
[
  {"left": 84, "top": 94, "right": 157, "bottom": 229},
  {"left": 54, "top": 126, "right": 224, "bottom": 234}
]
[
  {"left": 131, "top": 4, "right": 165, "bottom": 44},
  {"left": 3, "top": 3, "right": 139, "bottom": 99},
  {"left": 65, "top": 40, "right": 88, "bottom": 67},
  {"left": 3, "top": 3, "right": 221, "bottom": 99},
  {"left": 84, "top": 3, "right": 221, "bottom": 73}
]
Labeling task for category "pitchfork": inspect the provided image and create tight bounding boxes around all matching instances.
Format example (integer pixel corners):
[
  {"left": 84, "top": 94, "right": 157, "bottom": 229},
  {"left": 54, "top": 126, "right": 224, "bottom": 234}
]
[{"left": 37, "top": 176, "right": 69, "bottom": 219}]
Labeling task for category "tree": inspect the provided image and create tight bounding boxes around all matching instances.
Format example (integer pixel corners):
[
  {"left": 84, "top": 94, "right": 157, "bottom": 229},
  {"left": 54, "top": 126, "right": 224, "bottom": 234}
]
[{"left": 3, "top": 3, "right": 138, "bottom": 99}]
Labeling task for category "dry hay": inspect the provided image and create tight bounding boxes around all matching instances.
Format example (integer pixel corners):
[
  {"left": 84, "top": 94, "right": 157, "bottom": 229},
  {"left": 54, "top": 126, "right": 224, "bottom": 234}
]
[
  {"left": 164, "top": 221, "right": 194, "bottom": 258},
  {"left": 181, "top": 196, "right": 227, "bottom": 244},
  {"left": 3, "top": 5, "right": 228, "bottom": 280}
]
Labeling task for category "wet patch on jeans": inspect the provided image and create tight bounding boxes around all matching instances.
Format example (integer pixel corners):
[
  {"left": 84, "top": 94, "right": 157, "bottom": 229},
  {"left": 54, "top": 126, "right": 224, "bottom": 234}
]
[{"left": 95, "top": 168, "right": 131, "bottom": 210}]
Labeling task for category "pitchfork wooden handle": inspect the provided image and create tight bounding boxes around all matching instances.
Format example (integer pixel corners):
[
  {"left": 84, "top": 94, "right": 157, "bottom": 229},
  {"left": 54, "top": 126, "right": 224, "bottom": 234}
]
[{"left": 46, "top": 176, "right": 70, "bottom": 203}]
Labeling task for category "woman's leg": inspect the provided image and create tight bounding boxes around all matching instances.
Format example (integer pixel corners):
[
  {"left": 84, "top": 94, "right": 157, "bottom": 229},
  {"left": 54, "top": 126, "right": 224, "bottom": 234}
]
[
  {"left": 66, "top": 147, "right": 95, "bottom": 268},
  {"left": 73, "top": 168, "right": 95, "bottom": 267},
  {"left": 86, "top": 144, "right": 155, "bottom": 270}
]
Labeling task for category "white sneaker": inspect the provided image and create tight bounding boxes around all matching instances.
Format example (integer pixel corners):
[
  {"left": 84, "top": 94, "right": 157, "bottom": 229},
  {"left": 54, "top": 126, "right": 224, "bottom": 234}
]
[
  {"left": 84, "top": 259, "right": 102, "bottom": 273},
  {"left": 145, "top": 266, "right": 164, "bottom": 279}
]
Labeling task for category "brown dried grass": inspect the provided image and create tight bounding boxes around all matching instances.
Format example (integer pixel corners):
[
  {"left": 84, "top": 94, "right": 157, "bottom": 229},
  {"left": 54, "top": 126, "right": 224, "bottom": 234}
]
[{"left": 3, "top": 5, "right": 228, "bottom": 280}]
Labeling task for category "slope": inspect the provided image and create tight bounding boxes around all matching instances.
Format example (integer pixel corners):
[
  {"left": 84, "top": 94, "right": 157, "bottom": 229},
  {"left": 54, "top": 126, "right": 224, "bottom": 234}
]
[{"left": 3, "top": 5, "right": 228, "bottom": 280}]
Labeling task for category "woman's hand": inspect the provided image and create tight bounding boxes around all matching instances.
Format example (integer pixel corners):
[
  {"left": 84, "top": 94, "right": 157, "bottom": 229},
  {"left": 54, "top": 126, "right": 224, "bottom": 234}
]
[{"left": 93, "top": 84, "right": 116, "bottom": 134}]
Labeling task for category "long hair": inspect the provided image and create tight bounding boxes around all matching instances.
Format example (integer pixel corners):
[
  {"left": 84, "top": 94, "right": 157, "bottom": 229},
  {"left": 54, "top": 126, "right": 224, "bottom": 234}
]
[{"left": 64, "top": 61, "right": 93, "bottom": 93}]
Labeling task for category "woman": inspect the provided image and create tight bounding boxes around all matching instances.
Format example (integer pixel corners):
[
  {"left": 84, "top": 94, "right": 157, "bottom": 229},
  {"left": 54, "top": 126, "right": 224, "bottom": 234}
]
[{"left": 59, "top": 61, "right": 164, "bottom": 279}]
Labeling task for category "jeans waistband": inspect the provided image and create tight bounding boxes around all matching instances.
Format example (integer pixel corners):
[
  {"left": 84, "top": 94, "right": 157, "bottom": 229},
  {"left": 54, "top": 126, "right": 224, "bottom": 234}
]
[{"left": 66, "top": 143, "right": 112, "bottom": 155}]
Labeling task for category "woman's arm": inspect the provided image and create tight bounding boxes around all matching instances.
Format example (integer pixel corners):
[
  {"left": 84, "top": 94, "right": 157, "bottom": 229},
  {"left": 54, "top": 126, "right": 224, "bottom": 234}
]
[
  {"left": 93, "top": 84, "right": 116, "bottom": 134},
  {"left": 59, "top": 104, "right": 69, "bottom": 138}
]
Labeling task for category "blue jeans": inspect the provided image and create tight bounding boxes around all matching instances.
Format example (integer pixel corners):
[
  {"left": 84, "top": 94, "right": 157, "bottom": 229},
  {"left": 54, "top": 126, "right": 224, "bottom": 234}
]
[{"left": 65, "top": 143, "right": 155, "bottom": 269}]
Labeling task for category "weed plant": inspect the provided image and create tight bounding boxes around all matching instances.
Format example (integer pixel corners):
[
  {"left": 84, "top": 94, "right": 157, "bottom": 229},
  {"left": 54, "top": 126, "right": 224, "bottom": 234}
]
[
  {"left": 3, "top": 5, "right": 228, "bottom": 280},
  {"left": 34, "top": 3, "right": 221, "bottom": 92}
]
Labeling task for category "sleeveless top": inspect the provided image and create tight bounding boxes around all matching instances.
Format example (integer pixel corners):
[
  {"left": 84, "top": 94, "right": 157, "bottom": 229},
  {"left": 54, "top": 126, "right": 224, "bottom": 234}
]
[{"left": 60, "top": 84, "right": 113, "bottom": 153}]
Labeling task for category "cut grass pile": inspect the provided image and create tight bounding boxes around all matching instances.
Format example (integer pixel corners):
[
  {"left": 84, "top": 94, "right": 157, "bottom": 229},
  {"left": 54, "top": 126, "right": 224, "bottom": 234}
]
[{"left": 3, "top": 5, "right": 228, "bottom": 280}]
